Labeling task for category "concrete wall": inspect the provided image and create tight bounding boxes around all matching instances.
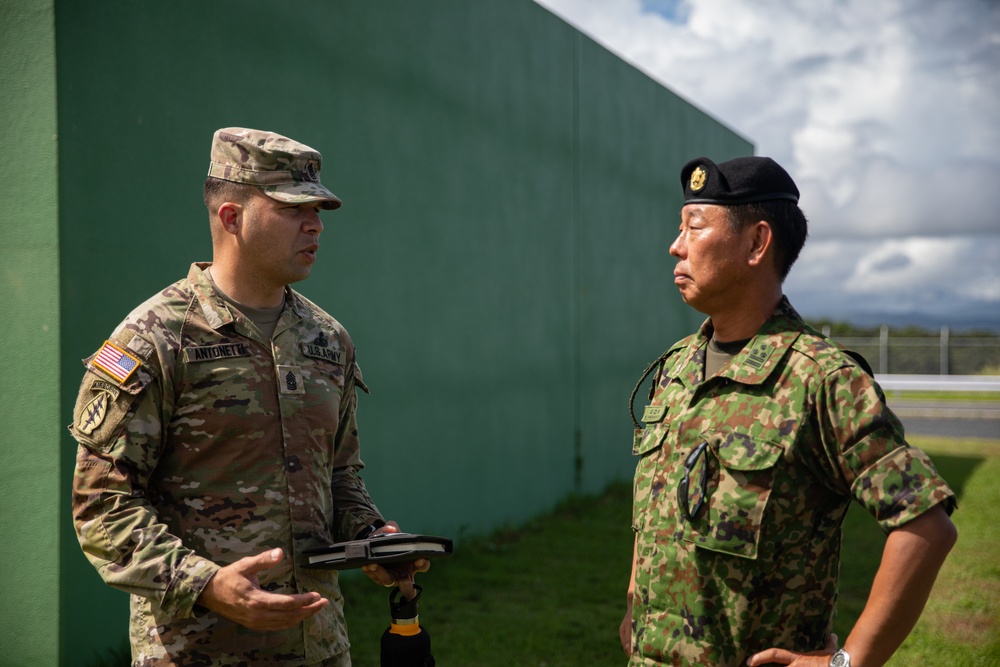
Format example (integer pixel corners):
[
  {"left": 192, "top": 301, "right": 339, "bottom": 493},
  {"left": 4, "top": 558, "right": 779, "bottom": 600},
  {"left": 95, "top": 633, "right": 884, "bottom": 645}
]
[{"left": 0, "top": 1, "right": 751, "bottom": 663}]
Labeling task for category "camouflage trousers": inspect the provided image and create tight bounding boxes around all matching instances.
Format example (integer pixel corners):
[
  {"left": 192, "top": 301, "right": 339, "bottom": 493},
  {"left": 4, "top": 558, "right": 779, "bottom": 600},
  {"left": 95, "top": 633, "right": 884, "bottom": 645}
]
[{"left": 315, "top": 652, "right": 351, "bottom": 667}]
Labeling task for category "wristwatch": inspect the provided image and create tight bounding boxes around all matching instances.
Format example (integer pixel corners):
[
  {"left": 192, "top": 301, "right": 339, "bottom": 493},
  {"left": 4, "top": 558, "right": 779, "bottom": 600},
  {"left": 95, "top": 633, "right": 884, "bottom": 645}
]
[{"left": 829, "top": 649, "right": 851, "bottom": 667}]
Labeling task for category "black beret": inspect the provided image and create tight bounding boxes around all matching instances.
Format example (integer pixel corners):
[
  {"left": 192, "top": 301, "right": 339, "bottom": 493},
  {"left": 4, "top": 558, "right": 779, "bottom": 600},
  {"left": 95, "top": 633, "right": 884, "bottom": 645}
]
[{"left": 680, "top": 156, "right": 799, "bottom": 205}]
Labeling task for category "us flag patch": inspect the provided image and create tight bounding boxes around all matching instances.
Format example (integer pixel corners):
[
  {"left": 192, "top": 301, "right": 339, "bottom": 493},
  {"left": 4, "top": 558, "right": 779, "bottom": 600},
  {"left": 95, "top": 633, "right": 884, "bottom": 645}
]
[{"left": 93, "top": 340, "right": 141, "bottom": 383}]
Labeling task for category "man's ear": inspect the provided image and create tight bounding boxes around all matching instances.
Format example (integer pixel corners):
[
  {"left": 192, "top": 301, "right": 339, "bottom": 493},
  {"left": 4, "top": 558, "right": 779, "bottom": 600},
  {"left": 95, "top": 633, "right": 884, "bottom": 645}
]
[
  {"left": 747, "top": 221, "right": 773, "bottom": 267},
  {"left": 217, "top": 202, "right": 243, "bottom": 235}
]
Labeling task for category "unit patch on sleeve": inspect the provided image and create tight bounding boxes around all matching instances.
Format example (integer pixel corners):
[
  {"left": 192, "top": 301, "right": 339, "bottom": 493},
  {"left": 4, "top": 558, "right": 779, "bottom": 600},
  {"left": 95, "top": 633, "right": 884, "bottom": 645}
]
[
  {"left": 184, "top": 342, "right": 252, "bottom": 362},
  {"left": 92, "top": 340, "right": 141, "bottom": 383},
  {"left": 76, "top": 381, "right": 121, "bottom": 435},
  {"left": 301, "top": 331, "right": 344, "bottom": 364}
]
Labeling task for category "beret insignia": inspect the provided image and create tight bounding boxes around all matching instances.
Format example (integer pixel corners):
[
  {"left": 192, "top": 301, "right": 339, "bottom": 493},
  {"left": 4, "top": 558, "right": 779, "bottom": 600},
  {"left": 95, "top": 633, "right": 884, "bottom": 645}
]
[{"left": 689, "top": 166, "right": 707, "bottom": 193}]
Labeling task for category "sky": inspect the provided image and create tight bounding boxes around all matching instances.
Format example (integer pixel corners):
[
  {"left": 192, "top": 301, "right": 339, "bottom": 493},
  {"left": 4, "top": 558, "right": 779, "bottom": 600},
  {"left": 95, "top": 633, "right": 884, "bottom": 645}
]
[{"left": 534, "top": 0, "right": 1000, "bottom": 330}]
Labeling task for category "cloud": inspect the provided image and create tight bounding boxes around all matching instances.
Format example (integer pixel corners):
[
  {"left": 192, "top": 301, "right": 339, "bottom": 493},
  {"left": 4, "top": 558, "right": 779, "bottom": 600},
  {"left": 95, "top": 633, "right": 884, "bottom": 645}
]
[
  {"left": 787, "top": 235, "right": 1000, "bottom": 323},
  {"left": 534, "top": 0, "right": 1000, "bottom": 324}
]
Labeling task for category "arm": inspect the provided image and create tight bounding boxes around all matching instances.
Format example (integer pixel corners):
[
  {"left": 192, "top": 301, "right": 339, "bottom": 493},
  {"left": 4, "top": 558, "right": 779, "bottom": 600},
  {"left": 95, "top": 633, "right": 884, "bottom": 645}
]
[
  {"left": 71, "top": 358, "right": 219, "bottom": 618},
  {"left": 748, "top": 504, "right": 957, "bottom": 666},
  {"left": 620, "top": 535, "right": 638, "bottom": 656},
  {"left": 330, "top": 358, "right": 429, "bottom": 597}
]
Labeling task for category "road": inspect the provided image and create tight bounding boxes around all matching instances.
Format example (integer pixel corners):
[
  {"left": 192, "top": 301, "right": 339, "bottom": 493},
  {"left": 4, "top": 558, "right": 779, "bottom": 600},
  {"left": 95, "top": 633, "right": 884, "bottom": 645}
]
[{"left": 887, "top": 399, "right": 1000, "bottom": 440}]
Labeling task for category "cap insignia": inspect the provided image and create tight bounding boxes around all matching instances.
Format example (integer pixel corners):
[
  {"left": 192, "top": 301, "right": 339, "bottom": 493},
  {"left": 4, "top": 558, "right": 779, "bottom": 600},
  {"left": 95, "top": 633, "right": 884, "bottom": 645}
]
[
  {"left": 305, "top": 161, "right": 319, "bottom": 182},
  {"left": 690, "top": 166, "right": 707, "bottom": 193}
]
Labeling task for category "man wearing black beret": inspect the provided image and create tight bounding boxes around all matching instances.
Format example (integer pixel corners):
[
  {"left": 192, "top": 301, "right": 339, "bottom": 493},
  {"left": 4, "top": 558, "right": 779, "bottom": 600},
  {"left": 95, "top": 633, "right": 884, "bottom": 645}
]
[{"left": 621, "top": 156, "right": 958, "bottom": 667}]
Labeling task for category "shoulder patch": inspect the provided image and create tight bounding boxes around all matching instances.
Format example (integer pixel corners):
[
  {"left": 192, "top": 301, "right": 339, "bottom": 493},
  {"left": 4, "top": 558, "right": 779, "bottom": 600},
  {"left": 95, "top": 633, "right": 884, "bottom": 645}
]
[
  {"left": 92, "top": 340, "right": 141, "bottom": 383},
  {"left": 301, "top": 331, "right": 345, "bottom": 364}
]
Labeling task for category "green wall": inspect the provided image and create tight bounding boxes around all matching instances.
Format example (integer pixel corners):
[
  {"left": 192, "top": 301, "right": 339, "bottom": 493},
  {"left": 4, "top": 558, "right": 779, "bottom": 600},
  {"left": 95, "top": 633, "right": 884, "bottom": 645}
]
[
  {"left": 0, "top": 0, "right": 751, "bottom": 663},
  {"left": 0, "top": 1, "right": 61, "bottom": 665}
]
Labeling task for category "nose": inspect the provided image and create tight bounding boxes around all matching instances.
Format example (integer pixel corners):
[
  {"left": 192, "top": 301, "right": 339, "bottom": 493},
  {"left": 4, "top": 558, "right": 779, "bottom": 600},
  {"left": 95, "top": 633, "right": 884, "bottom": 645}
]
[
  {"left": 669, "top": 232, "right": 684, "bottom": 258},
  {"left": 303, "top": 209, "right": 323, "bottom": 235}
]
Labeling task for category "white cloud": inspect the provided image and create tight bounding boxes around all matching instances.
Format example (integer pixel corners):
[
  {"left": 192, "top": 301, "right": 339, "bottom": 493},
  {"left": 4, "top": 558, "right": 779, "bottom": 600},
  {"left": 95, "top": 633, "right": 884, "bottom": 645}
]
[{"left": 535, "top": 0, "right": 1000, "bottom": 325}]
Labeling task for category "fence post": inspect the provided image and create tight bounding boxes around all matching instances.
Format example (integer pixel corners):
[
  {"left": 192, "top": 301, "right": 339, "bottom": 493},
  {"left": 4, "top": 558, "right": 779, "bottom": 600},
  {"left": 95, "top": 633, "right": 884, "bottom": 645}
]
[
  {"left": 940, "top": 326, "right": 949, "bottom": 375},
  {"left": 879, "top": 325, "right": 889, "bottom": 375}
]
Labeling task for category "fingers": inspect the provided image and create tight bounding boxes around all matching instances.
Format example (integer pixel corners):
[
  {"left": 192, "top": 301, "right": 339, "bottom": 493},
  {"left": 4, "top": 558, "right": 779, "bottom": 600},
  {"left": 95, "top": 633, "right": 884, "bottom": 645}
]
[
  {"left": 375, "top": 521, "right": 401, "bottom": 535},
  {"left": 361, "top": 559, "right": 430, "bottom": 588},
  {"left": 236, "top": 547, "right": 285, "bottom": 576},
  {"left": 199, "top": 550, "right": 331, "bottom": 631},
  {"left": 746, "top": 648, "right": 797, "bottom": 666}
]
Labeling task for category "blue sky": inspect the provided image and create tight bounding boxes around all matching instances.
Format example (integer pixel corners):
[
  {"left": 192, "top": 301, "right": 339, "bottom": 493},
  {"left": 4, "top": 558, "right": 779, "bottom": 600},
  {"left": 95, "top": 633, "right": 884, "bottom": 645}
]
[{"left": 535, "top": 0, "right": 1000, "bottom": 330}]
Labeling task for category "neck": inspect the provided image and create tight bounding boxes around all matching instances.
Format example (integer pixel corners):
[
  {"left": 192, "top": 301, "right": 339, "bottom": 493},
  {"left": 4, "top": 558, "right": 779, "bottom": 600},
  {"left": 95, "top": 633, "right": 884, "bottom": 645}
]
[
  {"left": 207, "top": 260, "right": 285, "bottom": 309},
  {"left": 709, "top": 286, "right": 783, "bottom": 342}
]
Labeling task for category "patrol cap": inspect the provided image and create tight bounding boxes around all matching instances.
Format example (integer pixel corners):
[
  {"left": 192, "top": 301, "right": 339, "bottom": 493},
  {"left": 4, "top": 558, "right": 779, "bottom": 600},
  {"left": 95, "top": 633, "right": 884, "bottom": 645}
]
[
  {"left": 681, "top": 156, "right": 799, "bottom": 205},
  {"left": 208, "top": 127, "right": 343, "bottom": 210}
]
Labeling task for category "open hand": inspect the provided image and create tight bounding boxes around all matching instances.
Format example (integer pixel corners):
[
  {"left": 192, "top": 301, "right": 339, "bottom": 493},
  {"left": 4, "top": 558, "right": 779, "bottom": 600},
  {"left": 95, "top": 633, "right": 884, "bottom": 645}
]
[{"left": 198, "top": 548, "right": 329, "bottom": 631}]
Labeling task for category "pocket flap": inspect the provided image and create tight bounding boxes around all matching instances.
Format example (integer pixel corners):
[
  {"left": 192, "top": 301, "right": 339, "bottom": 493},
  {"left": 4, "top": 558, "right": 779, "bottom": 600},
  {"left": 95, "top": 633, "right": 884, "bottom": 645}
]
[
  {"left": 633, "top": 424, "right": 668, "bottom": 457},
  {"left": 710, "top": 431, "right": 783, "bottom": 471}
]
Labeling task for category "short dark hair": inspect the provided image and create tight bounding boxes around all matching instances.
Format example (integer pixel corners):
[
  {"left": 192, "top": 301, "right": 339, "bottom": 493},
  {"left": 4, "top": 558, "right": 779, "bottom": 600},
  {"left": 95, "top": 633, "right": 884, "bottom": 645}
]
[
  {"left": 725, "top": 200, "right": 808, "bottom": 281},
  {"left": 203, "top": 177, "right": 257, "bottom": 211}
]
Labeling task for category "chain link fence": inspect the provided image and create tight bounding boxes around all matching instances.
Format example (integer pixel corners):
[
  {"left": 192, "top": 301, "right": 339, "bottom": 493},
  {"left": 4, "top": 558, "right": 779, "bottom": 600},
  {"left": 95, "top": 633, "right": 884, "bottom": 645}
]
[{"left": 823, "top": 326, "right": 1000, "bottom": 376}]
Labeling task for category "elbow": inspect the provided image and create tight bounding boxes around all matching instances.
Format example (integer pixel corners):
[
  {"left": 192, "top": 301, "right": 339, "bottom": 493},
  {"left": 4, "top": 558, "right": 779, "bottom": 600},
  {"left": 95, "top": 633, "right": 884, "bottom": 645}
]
[
  {"left": 939, "top": 512, "right": 958, "bottom": 554},
  {"left": 923, "top": 503, "right": 958, "bottom": 559}
]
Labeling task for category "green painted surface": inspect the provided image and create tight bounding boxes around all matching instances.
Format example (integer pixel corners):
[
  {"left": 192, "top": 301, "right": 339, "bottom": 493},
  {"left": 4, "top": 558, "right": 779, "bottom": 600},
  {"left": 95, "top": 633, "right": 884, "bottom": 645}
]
[
  {"left": 44, "top": 0, "right": 751, "bottom": 661},
  {"left": 0, "top": 0, "right": 61, "bottom": 665}
]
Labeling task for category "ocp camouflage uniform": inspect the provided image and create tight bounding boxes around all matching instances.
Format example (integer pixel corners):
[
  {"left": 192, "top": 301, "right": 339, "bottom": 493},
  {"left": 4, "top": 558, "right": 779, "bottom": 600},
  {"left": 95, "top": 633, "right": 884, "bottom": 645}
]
[
  {"left": 629, "top": 297, "right": 955, "bottom": 666},
  {"left": 70, "top": 262, "right": 382, "bottom": 666}
]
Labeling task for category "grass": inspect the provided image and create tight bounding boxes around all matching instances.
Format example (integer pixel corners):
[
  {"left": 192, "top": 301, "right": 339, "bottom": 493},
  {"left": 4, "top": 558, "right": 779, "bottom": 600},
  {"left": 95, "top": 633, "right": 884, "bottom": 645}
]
[
  {"left": 341, "top": 436, "right": 1000, "bottom": 666},
  {"left": 885, "top": 390, "right": 1000, "bottom": 402}
]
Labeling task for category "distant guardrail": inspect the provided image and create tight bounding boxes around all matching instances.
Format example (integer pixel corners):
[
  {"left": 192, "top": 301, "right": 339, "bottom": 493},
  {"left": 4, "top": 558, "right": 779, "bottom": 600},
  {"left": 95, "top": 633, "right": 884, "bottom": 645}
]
[{"left": 875, "top": 375, "right": 1000, "bottom": 392}]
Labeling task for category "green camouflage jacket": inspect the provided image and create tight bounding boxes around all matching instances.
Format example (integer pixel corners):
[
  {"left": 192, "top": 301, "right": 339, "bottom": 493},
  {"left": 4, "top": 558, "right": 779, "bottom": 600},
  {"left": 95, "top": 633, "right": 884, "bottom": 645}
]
[
  {"left": 70, "top": 263, "right": 383, "bottom": 666},
  {"left": 629, "top": 298, "right": 955, "bottom": 666}
]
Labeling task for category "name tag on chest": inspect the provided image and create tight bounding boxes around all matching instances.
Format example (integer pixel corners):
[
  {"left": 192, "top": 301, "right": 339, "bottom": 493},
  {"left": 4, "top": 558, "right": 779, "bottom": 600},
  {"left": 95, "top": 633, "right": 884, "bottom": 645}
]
[
  {"left": 302, "top": 342, "right": 344, "bottom": 364},
  {"left": 642, "top": 404, "right": 667, "bottom": 424},
  {"left": 184, "top": 343, "right": 252, "bottom": 362}
]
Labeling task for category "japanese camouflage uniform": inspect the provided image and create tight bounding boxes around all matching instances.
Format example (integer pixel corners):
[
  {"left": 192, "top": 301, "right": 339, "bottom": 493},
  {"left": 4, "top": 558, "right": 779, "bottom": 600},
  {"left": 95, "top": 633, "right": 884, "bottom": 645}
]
[
  {"left": 69, "top": 129, "right": 375, "bottom": 666},
  {"left": 629, "top": 299, "right": 955, "bottom": 666},
  {"left": 627, "top": 157, "right": 956, "bottom": 666}
]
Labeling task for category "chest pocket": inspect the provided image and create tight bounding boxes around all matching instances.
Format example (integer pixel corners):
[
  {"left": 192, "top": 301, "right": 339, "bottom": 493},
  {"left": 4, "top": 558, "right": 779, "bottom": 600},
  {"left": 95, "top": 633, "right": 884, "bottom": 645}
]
[{"left": 681, "top": 430, "right": 783, "bottom": 559}]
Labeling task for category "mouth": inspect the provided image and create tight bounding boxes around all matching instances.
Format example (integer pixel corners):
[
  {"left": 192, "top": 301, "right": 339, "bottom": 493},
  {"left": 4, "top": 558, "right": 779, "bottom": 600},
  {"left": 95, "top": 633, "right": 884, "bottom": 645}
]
[
  {"left": 300, "top": 244, "right": 319, "bottom": 262},
  {"left": 673, "top": 271, "right": 690, "bottom": 285}
]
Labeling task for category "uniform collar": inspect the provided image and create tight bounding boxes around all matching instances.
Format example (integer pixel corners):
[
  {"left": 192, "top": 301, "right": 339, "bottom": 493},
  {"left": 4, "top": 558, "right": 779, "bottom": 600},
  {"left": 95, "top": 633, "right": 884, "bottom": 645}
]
[
  {"left": 671, "top": 296, "right": 805, "bottom": 387},
  {"left": 188, "top": 262, "right": 309, "bottom": 333}
]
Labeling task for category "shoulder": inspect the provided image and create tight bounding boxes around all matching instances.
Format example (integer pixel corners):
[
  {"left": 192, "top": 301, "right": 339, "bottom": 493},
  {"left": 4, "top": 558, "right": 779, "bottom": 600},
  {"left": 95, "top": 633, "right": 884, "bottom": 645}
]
[
  {"left": 87, "top": 277, "right": 195, "bottom": 381},
  {"left": 289, "top": 288, "right": 357, "bottom": 354},
  {"left": 114, "top": 278, "right": 194, "bottom": 347},
  {"left": 789, "top": 324, "right": 873, "bottom": 379}
]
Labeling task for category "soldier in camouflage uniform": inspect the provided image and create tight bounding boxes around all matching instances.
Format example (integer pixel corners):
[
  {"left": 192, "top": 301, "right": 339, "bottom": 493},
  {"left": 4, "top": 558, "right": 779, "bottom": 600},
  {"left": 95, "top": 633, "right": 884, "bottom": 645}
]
[
  {"left": 622, "top": 156, "right": 957, "bottom": 667},
  {"left": 70, "top": 128, "right": 425, "bottom": 666}
]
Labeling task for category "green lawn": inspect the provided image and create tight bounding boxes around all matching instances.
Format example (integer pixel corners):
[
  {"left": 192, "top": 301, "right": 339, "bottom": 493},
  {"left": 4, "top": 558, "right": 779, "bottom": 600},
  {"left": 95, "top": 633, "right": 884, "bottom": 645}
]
[{"left": 341, "top": 436, "right": 1000, "bottom": 666}]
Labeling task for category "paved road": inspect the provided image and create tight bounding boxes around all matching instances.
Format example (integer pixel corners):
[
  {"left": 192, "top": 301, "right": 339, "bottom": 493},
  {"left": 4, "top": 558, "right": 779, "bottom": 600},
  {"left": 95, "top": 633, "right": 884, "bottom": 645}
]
[{"left": 887, "top": 399, "right": 1000, "bottom": 439}]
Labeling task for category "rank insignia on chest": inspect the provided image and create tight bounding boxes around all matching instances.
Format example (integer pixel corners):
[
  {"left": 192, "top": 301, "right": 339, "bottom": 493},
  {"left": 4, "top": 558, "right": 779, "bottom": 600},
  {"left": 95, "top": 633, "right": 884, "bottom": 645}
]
[
  {"left": 277, "top": 365, "right": 306, "bottom": 395},
  {"left": 744, "top": 342, "right": 775, "bottom": 370}
]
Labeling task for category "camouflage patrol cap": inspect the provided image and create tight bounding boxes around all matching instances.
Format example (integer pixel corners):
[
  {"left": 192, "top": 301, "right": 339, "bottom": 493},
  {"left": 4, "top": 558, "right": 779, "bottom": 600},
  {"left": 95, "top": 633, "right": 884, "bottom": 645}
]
[
  {"left": 681, "top": 156, "right": 799, "bottom": 205},
  {"left": 208, "top": 127, "right": 342, "bottom": 210}
]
